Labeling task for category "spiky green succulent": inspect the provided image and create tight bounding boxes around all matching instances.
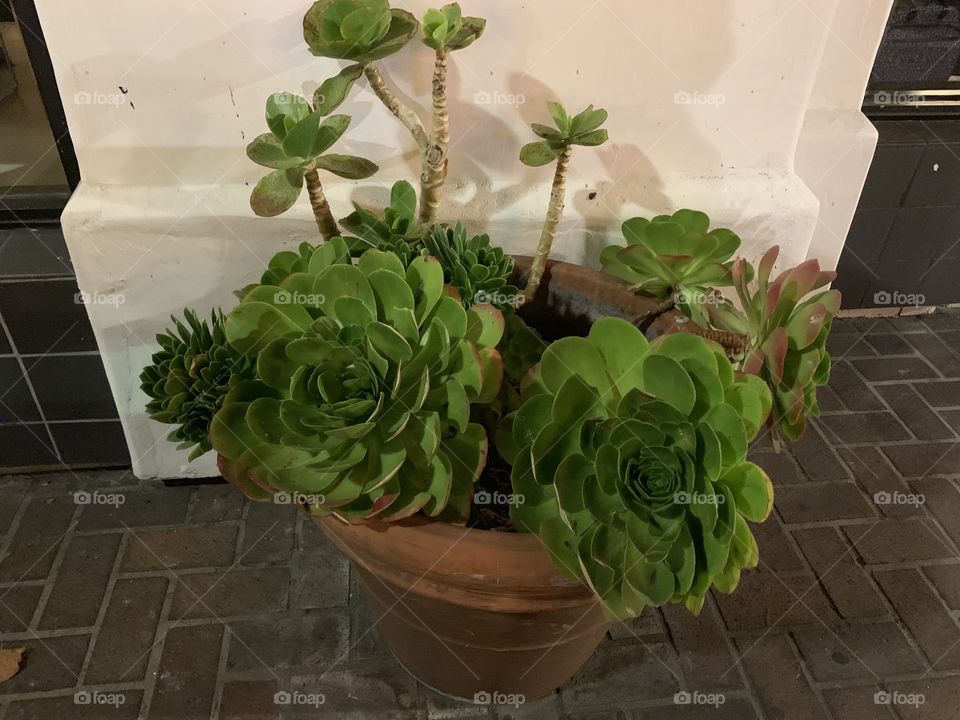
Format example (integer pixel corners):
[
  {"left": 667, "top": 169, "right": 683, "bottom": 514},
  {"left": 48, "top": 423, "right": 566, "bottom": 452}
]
[
  {"left": 246, "top": 95, "right": 377, "bottom": 217},
  {"left": 210, "top": 238, "right": 505, "bottom": 522},
  {"left": 497, "top": 319, "right": 774, "bottom": 619},
  {"left": 140, "top": 310, "right": 256, "bottom": 461},
  {"left": 600, "top": 210, "right": 742, "bottom": 327},
  {"left": 421, "top": 3, "right": 485, "bottom": 51},
  {"left": 711, "top": 246, "right": 840, "bottom": 442},
  {"left": 422, "top": 223, "right": 520, "bottom": 311},
  {"left": 303, "top": 0, "right": 419, "bottom": 63}
]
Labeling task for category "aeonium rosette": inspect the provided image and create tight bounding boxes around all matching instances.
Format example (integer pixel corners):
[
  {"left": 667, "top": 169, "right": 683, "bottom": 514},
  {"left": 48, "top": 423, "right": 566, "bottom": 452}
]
[
  {"left": 210, "top": 237, "right": 505, "bottom": 522},
  {"left": 496, "top": 318, "right": 774, "bottom": 619}
]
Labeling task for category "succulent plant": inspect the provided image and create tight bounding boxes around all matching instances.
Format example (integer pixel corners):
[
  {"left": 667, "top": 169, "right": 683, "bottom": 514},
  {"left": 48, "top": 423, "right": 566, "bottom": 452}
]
[
  {"left": 303, "top": 0, "right": 419, "bottom": 63},
  {"left": 713, "top": 246, "right": 841, "bottom": 443},
  {"left": 246, "top": 94, "right": 378, "bottom": 238},
  {"left": 521, "top": 102, "right": 609, "bottom": 302},
  {"left": 421, "top": 3, "right": 485, "bottom": 51},
  {"left": 497, "top": 319, "right": 773, "bottom": 618},
  {"left": 210, "top": 239, "right": 506, "bottom": 521},
  {"left": 422, "top": 223, "right": 520, "bottom": 311},
  {"left": 141, "top": 310, "right": 256, "bottom": 461},
  {"left": 599, "top": 210, "right": 742, "bottom": 327},
  {"left": 340, "top": 180, "right": 427, "bottom": 253}
]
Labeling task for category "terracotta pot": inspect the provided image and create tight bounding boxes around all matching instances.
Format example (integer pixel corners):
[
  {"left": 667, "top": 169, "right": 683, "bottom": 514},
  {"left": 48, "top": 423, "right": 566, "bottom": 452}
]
[{"left": 219, "top": 260, "right": 662, "bottom": 700}]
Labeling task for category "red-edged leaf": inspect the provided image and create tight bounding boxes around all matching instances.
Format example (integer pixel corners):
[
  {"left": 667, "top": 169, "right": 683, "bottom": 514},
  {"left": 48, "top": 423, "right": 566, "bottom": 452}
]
[
  {"left": 761, "top": 328, "right": 788, "bottom": 384},
  {"left": 757, "top": 246, "right": 779, "bottom": 291},
  {"left": 743, "top": 347, "right": 765, "bottom": 375}
]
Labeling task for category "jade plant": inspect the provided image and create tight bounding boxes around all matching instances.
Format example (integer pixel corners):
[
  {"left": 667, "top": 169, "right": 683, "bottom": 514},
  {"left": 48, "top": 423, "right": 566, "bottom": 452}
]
[
  {"left": 142, "top": 0, "right": 846, "bottom": 630},
  {"left": 497, "top": 321, "right": 773, "bottom": 617},
  {"left": 247, "top": 95, "right": 378, "bottom": 239},
  {"left": 521, "top": 102, "right": 609, "bottom": 301},
  {"left": 140, "top": 310, "right": 256, "bottom": 460}
]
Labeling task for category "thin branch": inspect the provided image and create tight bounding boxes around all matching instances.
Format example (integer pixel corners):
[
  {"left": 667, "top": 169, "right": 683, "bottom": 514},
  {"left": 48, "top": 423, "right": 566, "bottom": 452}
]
[
  {"left": 419, "top": 49, "right": 449, "bottom": 224},
  {"left": 304, "top": 169, "right": 339, "bottom": 241},
  {"left": 363, "top": 64, "right": 429, "bottom": 150},
  {"left": 523, "top": 146, "right": 572, "bottom": 303}
]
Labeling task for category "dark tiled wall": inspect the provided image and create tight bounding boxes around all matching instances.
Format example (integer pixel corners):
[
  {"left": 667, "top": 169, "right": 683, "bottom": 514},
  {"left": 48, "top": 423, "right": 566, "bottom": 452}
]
[
  {"left": 0, "top": 226, "right": 130, "bottom": 471},
  {"left": 837, "top": 120, "right": 960, "bottom": 308}
]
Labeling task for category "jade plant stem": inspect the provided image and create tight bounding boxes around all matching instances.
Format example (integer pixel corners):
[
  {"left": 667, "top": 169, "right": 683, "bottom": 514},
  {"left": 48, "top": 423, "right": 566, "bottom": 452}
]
[
  {"left": 420, "top": 49, "right": 449, "bottom": 224},
  {"left": 304, "top": 169, "right": 339, "bottom": 241},
  {"left": 363, "top": 64, "right": 429, "bottom": 150},
  {"left": 524, "top": 146, "right": 572, "bottom": 303}
]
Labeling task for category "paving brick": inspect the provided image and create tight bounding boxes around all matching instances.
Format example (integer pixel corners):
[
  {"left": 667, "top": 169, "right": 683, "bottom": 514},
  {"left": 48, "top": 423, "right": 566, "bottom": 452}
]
[
  {"left": 4, "top": 691, "right": 143, "bottom": 720},
  {"left": 787, "top": 426, "right": 849, "bottom": 482},
  {"left": 291, "top": 522, "right": 349, "bottom": 610},
  {"left": 735, "top": 635, "right": 824, "bottom": 720},
  {"left": 823, "top": 362, "right": 885, "bottom": 411},
  {"left": 822, "top": 686, "right": 897, "bottom": 720},
  {"left": 845, "top": 519, "right": 953, "bottom": 563},
  {"left": 219, "top": 680, "right": 280, "bottom": 720},
  {"left": 171, "top": 568, "right": 288, "bottom": 620},
  {"left": 877, "top": 383, "right": 955, "bottom": 440},
  {"left": 907, "top": 332, "right": 960, "bottom": 377},
  {"left": 839, "top": 446, "right": 924, "bottom": 518},
  {"left": 883, "top": 442, "right": 960, "bottom": 477},
  {"left": 350, "top": 592, "right": 391, "bottom": 661},
  {"left": 868, "top": 333, "right": 914, "bottom": 355},
  {"left": 191, "top": 484, "right": 245, "bottom": 523},
  {"left": 748, "top": 449, "right": 806, "bottom": 485},
  {"left": 0, "top": 496, "right": 74, "bottom": 582},
  {"left": 828, "top": 333, "right": 876, "bottom": 356},
  {"left": 750, "top": 517, "right": 806, "bottom": 573},
  {"left": 0, "top": 633, "right": 89, "bottom": 694},
  {"left": 774, "top": 483, "right": 875, "bottom": 524},
  {"left": 227, "top": 612, "right": 349, "bottom": 672},
  {"left": 0, "top": 478, "right": 29, "bottom": 538},
  {"left": 792, "top": 622, "right": 924, "bottom": 681},
  {"left": 563, "top": 644, "right": 680, "bottom": 707},
  {"left": 814, "top": 385, "right": 844, "bottom": 412},
  {"left": 923, "top": 566, "right": 960, "bottom": 616},
  {"left": 0, "top": 585, "right": 42, "bottom": 633},
  {"left": 853, "top": 357, "right": 938, "bottom": 382},
  {"left": 40, "top": 535, "right": 122, "bottom": 633},
  {"left": 239, "top": 502, "right": 295, "bottom": 565},
  {"left": 148, "top": 623, "right": 223, "bottom": 720},
  {"left": 607, "top": 608, "right": 664, "bottom": 642},
  {"left": 661, "top": 602, "right": 741, "bottom": 692},
  {"left": 713, "top": 571, "right": 839, "bottom": 631},
  {"left": 422, "top": 684, "right": 493, "bottom": 718},
  {"left": 910, "top": 478, "right": 960, "bottom": 547},
  {"left": 123, "top": 524, "right": 237, "bottom": 571},
  {"left": 875, "top": 568, "right": 960, "bottom": 671},
  {"left": 792, "top": 526, "right": 888, "bottom": 620},
  {"left": 885, "top": 676, "right": 960, "bottom": 719},
  {"left": 820, "top": 411, "right": 911, "bottom": 444},
  {"left": 77, "top": 486, "right": 192, "bottom": 531},
  {"left": 915, "top": 380, "right": 960, "bottom": 408},
  {"left": 85, "top": 576, "right": 168, "bottom": 684},
  {"left": 288, "top": 660, "right": 420, "bottom": 718},
  {"left": 923, "top": 311, "right": 960, "bottom": 333},
  {"left": 631, "top": 702, "right": 758, "bottom": 720}
]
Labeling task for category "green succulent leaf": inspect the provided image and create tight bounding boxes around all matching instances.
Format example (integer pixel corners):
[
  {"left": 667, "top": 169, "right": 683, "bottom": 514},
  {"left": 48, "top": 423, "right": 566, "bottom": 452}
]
[
  {"left": 520, "top": 141, "right": 562, "bottom": 167},
  {"left": 304, "top": 1, "right": 419, "bottom": 63},
  {"left": 266, "top": 93, "right": 311, "bottom": 140},
  {"left": 250, "top": 169, "right": 304, "bottom": 217},
  {"left": 314, "top": 154, "right": 379, "bottom": 179},
  {"left": 246, "top": 134, "right": 305, "bottom": 170},
  {"left": 314, "top": 64, "right": 364, "bottom": 115}
]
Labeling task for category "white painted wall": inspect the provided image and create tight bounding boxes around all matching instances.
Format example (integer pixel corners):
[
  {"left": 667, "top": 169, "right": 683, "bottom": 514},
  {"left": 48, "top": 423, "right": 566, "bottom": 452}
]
[{"left": 32, "top": 0, "right": 891, "bottom": 478}]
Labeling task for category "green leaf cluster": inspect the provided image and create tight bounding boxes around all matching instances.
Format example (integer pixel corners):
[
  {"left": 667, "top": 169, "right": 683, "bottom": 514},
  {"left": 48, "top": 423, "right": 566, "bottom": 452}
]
[
  {"left": 714, "top": 246, "right": 840, "bottom": 442},
  {"left": 247, "top": 94, "right": 377, "bottom": 217},
  {"left": 600, "top": 209, "right": 742, "bottom": 326},
  {"left": 496, "top": 320, "right": 773, "bottom": 619},
  {"left": 421, "top": 3, "right": 485, "bottom": 51},
  {"left": 303, "top": 0, "right": 419, "bottom": 63},
  {"left": 520, "top": 102, "right": 609, "bottom": 167},
  {"left": 209, "top": 238, "right": 506, "bottom": 521},
  {"left": 140, "top": 310, "right": 256, "bottom": 461},
  {"left": 340, "top": 180, "right": 427, "bottom": 254}
]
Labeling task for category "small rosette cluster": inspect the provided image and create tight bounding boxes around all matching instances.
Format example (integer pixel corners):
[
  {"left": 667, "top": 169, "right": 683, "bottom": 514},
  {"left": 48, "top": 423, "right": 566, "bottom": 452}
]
[
  {"left": 497, "top": 319, "right": 774, "bottom": 619},
  {"left": 600, "top": 210, "right": 742, "bottom": 326},
  {"left": 303, "top": 0, "right": 419, "bottom": 63},
  {"left": 211, "top": 238, "right": 505, "bottom": 522}
]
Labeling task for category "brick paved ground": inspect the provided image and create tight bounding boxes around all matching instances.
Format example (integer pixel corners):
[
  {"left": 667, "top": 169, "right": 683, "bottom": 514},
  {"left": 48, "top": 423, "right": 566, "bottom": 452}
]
[{"left": 2, "top": 311, "right": 960, "bottom": 719}]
